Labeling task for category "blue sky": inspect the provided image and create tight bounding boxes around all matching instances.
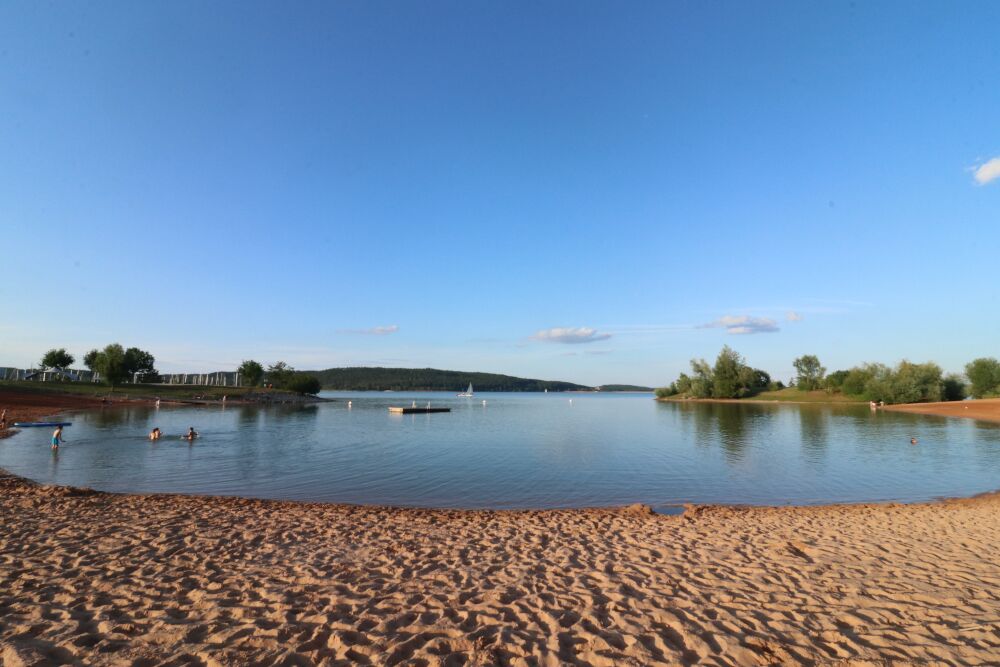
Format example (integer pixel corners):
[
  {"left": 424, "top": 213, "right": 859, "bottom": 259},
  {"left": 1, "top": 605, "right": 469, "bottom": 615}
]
[{"left": 1, "top": 1, "right": 998, "bottom": 386}]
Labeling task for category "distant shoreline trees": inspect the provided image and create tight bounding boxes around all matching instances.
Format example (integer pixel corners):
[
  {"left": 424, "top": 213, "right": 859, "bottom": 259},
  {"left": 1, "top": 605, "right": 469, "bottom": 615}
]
[{"left": 658, "top": 349, "right": 977, "bottom": 405}]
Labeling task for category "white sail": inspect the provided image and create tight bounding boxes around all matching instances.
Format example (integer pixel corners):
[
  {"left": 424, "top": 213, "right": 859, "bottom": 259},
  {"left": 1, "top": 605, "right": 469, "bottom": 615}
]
[{"left": 457, "top": 383, "right": 473, "bottom": 397}]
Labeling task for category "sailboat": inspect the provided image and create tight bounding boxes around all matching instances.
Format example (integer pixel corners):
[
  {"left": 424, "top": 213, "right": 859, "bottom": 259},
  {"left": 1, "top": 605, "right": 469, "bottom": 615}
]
[{"left": 457, "top": 383, "right": 474, "bottom": 397}]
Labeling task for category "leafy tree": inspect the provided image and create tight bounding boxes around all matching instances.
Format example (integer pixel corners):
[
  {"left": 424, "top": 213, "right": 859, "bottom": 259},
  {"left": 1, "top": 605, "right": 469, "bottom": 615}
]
[
  {"left": 87, "top": 344, "right": 128, "bottom": 387},
  {"left": 286, "top": 375, "right": 322, "bottom": 395},
  {"left": 266, "top": 361, "right": 295, "bottom": 388},
  {"left": 83, "top": 349, "right": 99, "bottom": 371},
  {"left": 688, "top": 359, "right": 714, "bottom": 398},
  {"left": 793, "top": 355, "right": 826, "bottom": 391},
  {"left": 238, "top": 360, "right": 265, "bottom": 387},
  {"left": 965, "top": 358, "right": 1000, "bottom": 398},
  {"left": 124, "top": 347, "right": 158, "bottom": 382},
  {"left": 942, "top": 373, "right": 967, "bottom": 402},
  {"left": 40, "top": 348, "right": 75, "bottom": 371},
  {"left": 674, "top": 373, "right": 692, "bottom": 394},
  {"left": 712, "top": 346, "right": 746, "bottom": 398},
  {"left": 887, "top": 361, "right": 943, "bottom": 404},
  {"left": 824, "top": 370, "right": 849, "bottom": 392},
  {"left": 841, "top": 365, "right": 875, "bottom": 396}
]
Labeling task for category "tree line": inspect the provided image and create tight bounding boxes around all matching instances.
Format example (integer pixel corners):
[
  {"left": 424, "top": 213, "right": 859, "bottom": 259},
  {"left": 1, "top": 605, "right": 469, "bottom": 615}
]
[{"left": 657, "top": 348, "right": 1000, "bottom": 404}]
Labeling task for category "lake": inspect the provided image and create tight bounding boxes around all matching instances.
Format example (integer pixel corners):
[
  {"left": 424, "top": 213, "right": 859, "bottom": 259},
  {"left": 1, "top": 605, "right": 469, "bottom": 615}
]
[{"left": 2, "top": 392, "right": 999, "bottom": 509}]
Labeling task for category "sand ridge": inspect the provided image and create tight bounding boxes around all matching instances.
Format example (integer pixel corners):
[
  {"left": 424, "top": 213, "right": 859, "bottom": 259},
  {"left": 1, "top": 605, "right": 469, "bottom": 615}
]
[{"left": 2, "top": 471, "right": 999, "bottom": 665}]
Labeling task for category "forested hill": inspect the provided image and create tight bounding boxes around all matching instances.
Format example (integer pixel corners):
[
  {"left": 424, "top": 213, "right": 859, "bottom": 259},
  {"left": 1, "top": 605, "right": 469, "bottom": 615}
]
[
  {"left": 597, "top": 385, "right": 655, "bottom": 392},
  {"left": 302, "top": 367, "right": 591, "bottom": 392}
]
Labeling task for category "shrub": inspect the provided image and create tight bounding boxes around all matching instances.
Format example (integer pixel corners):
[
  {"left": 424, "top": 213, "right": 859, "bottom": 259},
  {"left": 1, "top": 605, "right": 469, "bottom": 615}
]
[
  {"left": 286, "top": 375, "right": 322, "bottom": 395},
  {"left": 942, "top": 374, "right": 967, "bottom": 401}
]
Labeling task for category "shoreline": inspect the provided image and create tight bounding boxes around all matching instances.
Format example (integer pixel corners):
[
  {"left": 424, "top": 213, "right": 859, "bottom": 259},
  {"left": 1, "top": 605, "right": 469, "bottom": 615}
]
[
  {"left": 659, "top": 395, "right": 1000, "bottom": 424},
  {"left": 4, "top": 469, "right": 999, "bottom": 664}
]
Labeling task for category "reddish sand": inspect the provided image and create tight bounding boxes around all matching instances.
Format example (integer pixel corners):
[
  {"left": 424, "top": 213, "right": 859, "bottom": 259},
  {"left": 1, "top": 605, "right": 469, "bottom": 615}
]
[{"left": 885, "top": 397, "right": 1000, "bottom": 424}]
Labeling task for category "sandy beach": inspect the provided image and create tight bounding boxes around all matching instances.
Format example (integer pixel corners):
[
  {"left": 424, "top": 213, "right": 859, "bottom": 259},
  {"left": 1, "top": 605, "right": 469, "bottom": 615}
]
[
  {"left": 885, "top": 398, "right": 1000, "bottom": 425},
  {"left": 2, "top": 469, "right": 998, "bottom": 666}
]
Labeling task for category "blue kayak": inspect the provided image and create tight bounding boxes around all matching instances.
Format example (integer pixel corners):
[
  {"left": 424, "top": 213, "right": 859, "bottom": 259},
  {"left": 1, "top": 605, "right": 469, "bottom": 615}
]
[{"left": 12, "top": 422, "right": 72, "bottom": 427}]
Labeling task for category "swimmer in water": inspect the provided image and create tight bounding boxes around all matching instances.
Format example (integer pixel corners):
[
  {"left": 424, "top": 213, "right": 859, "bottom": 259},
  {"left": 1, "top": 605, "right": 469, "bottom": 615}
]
[
  {"left": 149, "top": 427, "right": 161, "bottom": 441},
  {"left": 184, "top": 427, "right": 199, "bottom": 441},
  {"left": 910, "top": 437, "right": 918, "bottom": 445},
  {"left": 52, "top": 425, "right": 65, "bottom": 450}
]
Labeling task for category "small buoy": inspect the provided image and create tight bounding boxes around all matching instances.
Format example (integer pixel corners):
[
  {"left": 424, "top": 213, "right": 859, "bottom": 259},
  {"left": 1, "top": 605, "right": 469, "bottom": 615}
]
[
  {"left": 569, "top": 399, "right": 573, "bottom": 404},
  {"left": 910, "top": 437, "right": 918, "bottom": 445},
  {"left": 482, "top": 399, "right": 486, "bottom": 406},
  {"left": 348, "top": 401, "right": 352, "bottom": 409}
]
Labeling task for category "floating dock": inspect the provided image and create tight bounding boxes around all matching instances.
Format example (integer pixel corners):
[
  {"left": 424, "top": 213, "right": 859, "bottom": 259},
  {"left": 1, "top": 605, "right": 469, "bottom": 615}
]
[{"left": 388, "top": 407, "right": 451, "bottom": 414}]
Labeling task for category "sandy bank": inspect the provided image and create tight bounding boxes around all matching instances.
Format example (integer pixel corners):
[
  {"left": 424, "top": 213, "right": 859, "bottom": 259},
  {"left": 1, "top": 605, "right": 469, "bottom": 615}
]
[
  {"left": 2, "top": 470, "right": 999, "bottom": 665},
  {"left": 885, "top": 397, "right": 1000, "bottom": 425}
]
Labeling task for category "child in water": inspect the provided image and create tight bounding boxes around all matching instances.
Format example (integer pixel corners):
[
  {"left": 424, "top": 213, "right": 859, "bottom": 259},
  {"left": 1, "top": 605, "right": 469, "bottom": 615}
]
[
  {"left": 149, "top": 427, "right": 161, "bottom": 441},
  {"left": 184, "top": 427, "right": 199, "bottom": 441},
  {"left": 51, "top": 425, "right": 65, "bottom": 450}
]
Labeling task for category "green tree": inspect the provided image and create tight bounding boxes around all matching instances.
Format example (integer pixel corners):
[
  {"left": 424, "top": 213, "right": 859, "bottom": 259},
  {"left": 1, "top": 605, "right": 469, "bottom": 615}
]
[
  {"left": 123, "top": 347, "right": 158, "bottom": 382},
  {"left": 824, "top": 369, "right": 849, "bottom": 392},
  {"left": 793, "top": 355, "right": 826, "bottom": 391},
  {"left": 83, "top": 349, "right": 99, "bottom": 371},
  {"left": 888, "top": 361, "right": 943, "bottom": 404},
  {"left": 712, "top": 346, "right": 745, "bottom": 398},
  {"left": 942, "top": 373, "right": 967, "bottom": 402},
  {"left": 266, "top": 361, "right": 295, "bottom": 388},
  {"left": 965, "top": 358, "right": 1000, "bottom": 398},
  {"left": 87, "top": 344, "right": 128, "bottom": 387},
  {"left": 40, "top": 348, "right": 75, "bottom": 371},
  {"left": 674, "top": 373, "right": 692, "bottom": 394},
  {"left": 238, "top": 360, "right": 264, "bottom": 387},
  {"left": 688, "top": 359, "right": 713, "bottom": 398}
]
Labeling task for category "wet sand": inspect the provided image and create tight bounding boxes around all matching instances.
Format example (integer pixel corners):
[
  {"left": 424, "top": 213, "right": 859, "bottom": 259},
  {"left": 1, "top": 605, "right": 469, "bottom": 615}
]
[{"left": 2, "top": 469, "right": 999, "bottom": 665}]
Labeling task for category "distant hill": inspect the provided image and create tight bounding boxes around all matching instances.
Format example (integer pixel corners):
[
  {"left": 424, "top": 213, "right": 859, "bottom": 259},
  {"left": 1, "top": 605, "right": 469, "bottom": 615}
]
[
  {"left": 302, "top": 367, "right": 592, "bottom": 392},
  {"left": 596, "top": 384, "right": 654, "bottom": 392}
]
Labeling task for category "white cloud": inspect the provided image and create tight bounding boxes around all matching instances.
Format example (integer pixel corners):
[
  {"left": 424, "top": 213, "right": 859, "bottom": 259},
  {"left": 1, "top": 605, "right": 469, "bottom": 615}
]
[
  {"left": 531, "top": 327, "right": 612, "bottom": 344},
  {"left": 700, "top": 315, "right": 779, "bottom": 335},
  {"left": 338, "top": 325, "right": 399, "bottom": 335},
  {"left": 786, "top": 311, "right": 803, "bottom": 322},
  {"left": 973, "top": 157, "right": 1000, "bottom": 185}
]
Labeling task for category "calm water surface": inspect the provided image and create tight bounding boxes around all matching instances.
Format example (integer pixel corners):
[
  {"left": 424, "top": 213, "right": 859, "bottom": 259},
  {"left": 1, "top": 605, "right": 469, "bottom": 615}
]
[{"left": 2, "top": 392, "right": 999, "bottom": 509}]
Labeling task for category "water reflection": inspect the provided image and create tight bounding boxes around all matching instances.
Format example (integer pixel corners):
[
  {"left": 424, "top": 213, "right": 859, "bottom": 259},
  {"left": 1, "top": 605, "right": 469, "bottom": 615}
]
[
  {"left": 2, "top": 394, "right": 1000, "bottom": 508},
  {"left": 798, "top": 407, "right": 829, "bottom": 463}
]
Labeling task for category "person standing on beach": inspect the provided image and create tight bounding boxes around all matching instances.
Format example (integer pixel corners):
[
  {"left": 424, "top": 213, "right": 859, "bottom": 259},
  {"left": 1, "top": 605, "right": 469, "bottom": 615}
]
[{"left": 51, "top": 425, "right": 65, "bottom": 450}]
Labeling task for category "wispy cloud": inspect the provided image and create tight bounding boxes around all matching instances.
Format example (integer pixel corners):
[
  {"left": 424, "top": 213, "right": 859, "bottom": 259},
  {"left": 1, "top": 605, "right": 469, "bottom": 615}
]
[
  {"left": 560, "top": 349, "right": 613, "bottom": 357},
  {"left": 700, "top": 315, "right": 780, "bottom": 335},
  {"left": 531, "top": 327, "right": 612, "bottom": 344},
  {"left": 338, "top": 325, "right": 400, "bottom": 336},
  {"left": 973, "top": 157, "right": 1000, "bottom": 185},
  {"left": 786, "top": 311, "right": 803, "bottom": 322}
]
